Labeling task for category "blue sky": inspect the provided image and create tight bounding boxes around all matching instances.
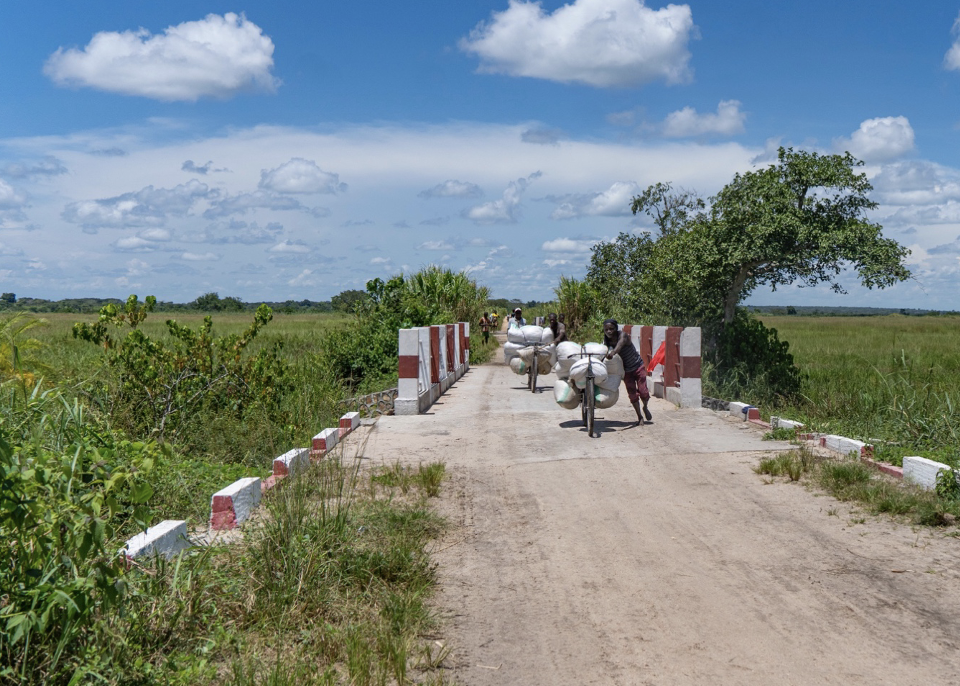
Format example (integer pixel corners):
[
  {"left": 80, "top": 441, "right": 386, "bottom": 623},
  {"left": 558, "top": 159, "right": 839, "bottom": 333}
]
[{"left": 2, "top": 1, "right": 960, "bottom": 307}]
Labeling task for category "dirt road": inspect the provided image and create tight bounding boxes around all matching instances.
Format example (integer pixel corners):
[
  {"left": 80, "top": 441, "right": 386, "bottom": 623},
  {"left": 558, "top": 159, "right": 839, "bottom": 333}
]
[{"left": 362, "top": 355, "right": 960, "bottom": 685}]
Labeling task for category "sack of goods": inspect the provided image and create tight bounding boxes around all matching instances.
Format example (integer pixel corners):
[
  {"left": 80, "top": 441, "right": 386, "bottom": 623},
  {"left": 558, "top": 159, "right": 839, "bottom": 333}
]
[
  {"left": 509, "top": 356, "right": 528, "bottom": 375},
  {"left": 554, "top": 341, "right": 582, "bottom": 379},
  {"left": 503, "top": 340, "right": 525, "bottom": 362},
  {"left": 593, "top": 385, "right": 620, "bottom": 409},
  {"left": 553, "top": 378, "right": 581, "bottom": 410},
  {"left": 605, "top": 353, "right": 625, "bottom": 378},
  {"left": 582, "top": 342, "right": 608, "bottom": 357},
  {"left": 568, "top": 357, "right": 609, "bottom": 390},
  {"left": 516, "top": 344, "right": 556, "bottom": 375},
  {"left": 507, "top": 324, "right": 554, "bottom": 346}
]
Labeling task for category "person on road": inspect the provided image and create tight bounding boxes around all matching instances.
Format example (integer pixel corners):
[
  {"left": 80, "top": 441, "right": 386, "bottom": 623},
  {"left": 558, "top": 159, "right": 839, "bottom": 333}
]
[
  {"left": 548, "top": 312, "right": 567, "bottom": 344},
  {"left": 479, "top": 312, "right": 491, "bottom": 344},
  {"left": 510, "top": 308, "right": 526, "bottom": 327},
  {"left": 491, "top": 311, "right": 499, "bottom": 329},
  {"left": 603, "top": 318, "right": 652, "bottom": 424}
]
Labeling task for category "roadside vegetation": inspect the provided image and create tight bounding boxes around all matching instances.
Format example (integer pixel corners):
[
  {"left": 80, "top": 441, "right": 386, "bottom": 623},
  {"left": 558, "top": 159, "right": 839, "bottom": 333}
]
[
  {"left": 2, "top": 265, "right": 488, "bottom": 683},
  {"left": 756, "top": 447, "right": 960, "bottom": 527}
]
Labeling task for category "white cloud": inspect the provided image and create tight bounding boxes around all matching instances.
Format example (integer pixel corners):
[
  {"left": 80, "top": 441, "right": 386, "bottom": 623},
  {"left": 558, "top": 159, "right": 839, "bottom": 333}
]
[
  {"left": 541, "top": 237, "right": 599, "bottom": 253},
  {"left": 114, "top": 236, "right": 160, "bottom": 252},
  {"left": 521, "top": 128, "right": 564, "bottom": 145},
  {"left": 44, "top": 13, "right": 279, "bottom": 101},
  {"left": 662, "top": 100, "right": 745, "bottom": 138},
  {"left": 464, "top": 171, "right": 541, "bottom": 224},
  {"left": 370, "top": 256, "right": 392, "bottom": 264},
  {"left": 203, "top": 190, "right": 307, "bottom": 218},
  {"left": 62, "top": 179, "right": 215, "bottom": 229},
  {"left": 543, "top": 258, "right": 570, "bottom": 267},
  {"left": 835, "top": 116, "right": 915, "bottom": 162},
  {"left": 2, "top": 156, "right": 67, "bottom": 179},
  {"left": 418, "top": 240, "right": 455, "bottom": 251},
  {"left": 0, "top": 180, "right": 26, "bottom": 208},
  {"left": 0, "top": 242, "right": 24, "bottom": 256},
  {"left": 259, "top": 158, "right": 347, "bottom": 194},
  {"left": 139, "top": 228, "right": 172, "bottom": 242},
  {"left": 548, "top": 180, "right": 640, "bottom": 219},
  {"left": 945, "top": 13, "right": 960, "bottom": 71},
  {"left": 181, "top": 252, "right": 220, "bottom": 261},
  {"left": 268, "top": 239, "right": 310, "bottom": 253},
  {"left": 418, "top": 180, "right": 483, "bottom": 198},
  {"left": 460, "top": 0, "right": 695, "bottom": 88}
]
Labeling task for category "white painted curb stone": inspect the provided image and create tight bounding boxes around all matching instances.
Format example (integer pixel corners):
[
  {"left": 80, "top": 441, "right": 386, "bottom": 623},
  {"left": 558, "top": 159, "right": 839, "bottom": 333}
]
[
  {"left": 123, "top": 520, "right": 191, "bottom": 560},
  {"left": 210, "top": 477, "right": 262, "bottom": 530},
  {"left": 903, "top": 456, "right": 953, "bottom": 490}
]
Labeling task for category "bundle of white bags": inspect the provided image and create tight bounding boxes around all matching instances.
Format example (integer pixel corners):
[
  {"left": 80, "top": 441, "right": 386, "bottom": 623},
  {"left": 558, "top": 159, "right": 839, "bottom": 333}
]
[
  {"left": 504, "top": 324, "right": 556, "bottom": 376},
  {"left": 552, "top": 342, "right": 622, "bottom": 410}
]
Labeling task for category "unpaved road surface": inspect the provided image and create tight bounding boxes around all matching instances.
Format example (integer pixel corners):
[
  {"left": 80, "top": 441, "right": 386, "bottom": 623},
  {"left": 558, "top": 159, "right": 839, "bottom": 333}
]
[{"left": 362, "top": 355, "right": 960, "bottom": 685}]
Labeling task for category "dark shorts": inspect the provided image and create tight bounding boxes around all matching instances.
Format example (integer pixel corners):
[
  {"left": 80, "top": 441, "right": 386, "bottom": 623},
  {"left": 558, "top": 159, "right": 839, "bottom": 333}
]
[{"left": 623, "top": 365, "right": 649, "bottom": 403}]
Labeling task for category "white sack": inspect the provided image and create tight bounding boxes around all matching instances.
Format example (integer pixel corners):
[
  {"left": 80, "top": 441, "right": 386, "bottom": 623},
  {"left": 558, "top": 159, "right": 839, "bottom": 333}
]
[
  {"left": 540, "top": 327, "right": 555, "bottom": 345},
  {"left": 605, "top": 354, "right": 624, "bottom": 377},
  {"left": 506, "top": 327, "right": 526, "bottom": 344},
  {"left": 554, "top": 359, "right": 574, "bottom": 379},
  {"left": 583, "top": 342, "right": 608, "bottom": 357},
  {"left": 556, "top": 341, "right": 582, "bottom": 360},
  {"left": 569, "top": 358, "right": 609, "bottom": 389},
  {"left": 509, "top": 357, "right": 528, "bottom": 375},
  {"left": 520, "top": 325, "right": 544, "bottom": 346},
  {"left": 597, "top": 373, "right": 622, "bottom": 392},
  {"left": 594, "top": 387, "right": 619, "bottom": 409},
  {"left": 537, "top": 352, "right": 553, "bottom": 375},
  {"left": 503, "top": 341, "right": 524, "bottom": 361},
  {"left": 553, "top": 378, "right": 581, "bottom": 409}
]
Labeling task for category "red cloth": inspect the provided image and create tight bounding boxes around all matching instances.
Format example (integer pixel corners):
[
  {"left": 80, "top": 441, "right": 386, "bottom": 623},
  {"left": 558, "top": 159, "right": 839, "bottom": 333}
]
[{"left": 648, "top": 341, "right": 666, "bottom": 370}]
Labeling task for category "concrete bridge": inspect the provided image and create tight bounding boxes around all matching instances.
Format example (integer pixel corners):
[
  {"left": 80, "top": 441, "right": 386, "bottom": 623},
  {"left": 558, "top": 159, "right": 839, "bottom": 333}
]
[{"left": 362, "top": 344, "right": 960, "bottom": 685}]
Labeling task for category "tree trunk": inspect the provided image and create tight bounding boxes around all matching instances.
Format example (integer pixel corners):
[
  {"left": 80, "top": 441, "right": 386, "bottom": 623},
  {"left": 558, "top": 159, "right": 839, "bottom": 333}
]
[{"left": 724, "top": 266, "right": 750, "bottom": 324}]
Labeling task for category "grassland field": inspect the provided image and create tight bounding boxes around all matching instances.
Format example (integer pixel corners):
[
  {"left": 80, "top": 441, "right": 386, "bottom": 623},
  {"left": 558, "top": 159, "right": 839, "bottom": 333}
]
[{"left": 757, "top": 314, "right": 960, "bottom": 467}]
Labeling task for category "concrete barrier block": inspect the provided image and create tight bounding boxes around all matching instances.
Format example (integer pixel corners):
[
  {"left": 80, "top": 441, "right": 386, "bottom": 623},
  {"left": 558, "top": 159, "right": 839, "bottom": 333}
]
[
  {"left": 665, "top": 386, "right": 681, "bottom": 406},
  {"left": 728, "top": 402, "right": 749, "bottom": 419},
  {"left": 123, "top": 520, "right": 191, "bottom": 560},
  {"left": 903, "top": 456, "right": 953, "bottom": 490},
  {"left": 311, "top": 428, "right": 338, "bottom": 457},
  {"left": 210, "top": 477, "right": 262, "bottom": 530},
  {"left": 746, "top": 407, "right": 761, "bottom": 421},
  {"left": 273, "top": 447, "right": 309, "bottom": 477},
  {"left": 340, "top": 411, "right": 360, "bottom": 432},
  {"left": 653, "top": 379, "right": 664, "bottom": 398},
  {"left": 837, "top": 437, "right": 869, "bottom": 456},
  {"left": 771, "top": 417, "right": 804, "bottom": 430}
]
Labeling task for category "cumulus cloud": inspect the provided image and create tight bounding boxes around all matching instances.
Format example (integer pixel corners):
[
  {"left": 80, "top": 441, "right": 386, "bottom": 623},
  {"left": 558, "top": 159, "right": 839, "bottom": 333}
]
[
  {"left": 418, "top": 179, "right": 483, "bottom": 199},
  {"left": 0, "top": 180, "right": 26, "bottom": 208},
  {"left": 2, "top": 156, "right": 68, "bottom": 179},
  {"left": 541, "top": 237, "right": 600, "bottom": 253},
  {"left": 464, "top": 171, "right": 541, "bottom": 224},
  {"left": 113, "top": 236, "right": 161, "bottom": 252},
  {"left": 662, "top": 100, "right": 745, "bottom": 138},
  {"left": 191, "top": 220, "right": 284, "bottom": 244},
  {"left": 945, "top": 13, "right": 960, "bottom": 71},
  {"left": 63, "top": 179, "right": 215, "bottom": 229},
  {"left": 459, "top": 0, "right": 696, "bottom": 87},
  {"left": 872, "top": 160, "right": 960, "bottom": 207},
  {"left": 259, "top": 158, "right": 347, "bottom": 194},
  {"left": 547, "top": 180, "right": 640, "bottom": 219},
  {"left": 834, "top": 116, "right": 915, "bottom": 162},
  {"left": 182, "top": 160, "right": 222, "bottom": 174},
  {"left": 203, "top": 190, "right": 306, "bottom": 219},
  {"left": 44, "top": 13, "right": 279, "bottom": 101}
]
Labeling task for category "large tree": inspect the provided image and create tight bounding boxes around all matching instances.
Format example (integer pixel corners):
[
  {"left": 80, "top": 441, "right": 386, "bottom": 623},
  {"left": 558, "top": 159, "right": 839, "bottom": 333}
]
[{"left": 625, "top": 147, "right": 911, "bottom": 326}]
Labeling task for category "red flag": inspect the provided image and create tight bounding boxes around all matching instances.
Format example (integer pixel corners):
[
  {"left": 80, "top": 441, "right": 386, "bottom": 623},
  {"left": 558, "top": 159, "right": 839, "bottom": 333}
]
[{"left": 647, "top": 341, "right": 666, "bottom": 370}]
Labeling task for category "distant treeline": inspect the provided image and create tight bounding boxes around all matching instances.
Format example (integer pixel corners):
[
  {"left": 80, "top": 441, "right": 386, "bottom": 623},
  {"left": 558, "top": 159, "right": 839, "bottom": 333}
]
[
  {"left": 749, "top": 305, "right": 960, "bottom": 317},
  {"left": 0, "top": 291, "right": 335, "bottom": 314},
  {"left": 0, "top": 290, "right": 554, "bottom": 315}
]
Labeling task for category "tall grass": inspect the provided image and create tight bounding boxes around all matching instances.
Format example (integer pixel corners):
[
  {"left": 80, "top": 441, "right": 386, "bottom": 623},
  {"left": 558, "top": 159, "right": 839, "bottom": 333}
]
[{"left": 755, "top": 315, "right": 960, "bottom": 466}]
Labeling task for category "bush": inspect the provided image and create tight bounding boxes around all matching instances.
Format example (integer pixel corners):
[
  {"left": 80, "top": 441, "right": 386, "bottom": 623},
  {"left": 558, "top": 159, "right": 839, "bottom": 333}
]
[{"left": 707, "top": 313, "right": 801, "bottom": 403}]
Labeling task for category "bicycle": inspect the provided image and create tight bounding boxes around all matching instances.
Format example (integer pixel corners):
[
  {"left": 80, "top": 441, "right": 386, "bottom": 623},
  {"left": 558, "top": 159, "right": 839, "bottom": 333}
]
[
  {"left": 528, "top": 343, "right": 542, "bottom": 393},
  {"left": 577, "top": 351, "right": 604, "bottom": 437}
]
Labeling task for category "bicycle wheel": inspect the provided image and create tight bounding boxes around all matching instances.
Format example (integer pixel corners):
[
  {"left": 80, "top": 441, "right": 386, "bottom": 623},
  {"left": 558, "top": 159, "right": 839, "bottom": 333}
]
[
  {"left": 530, "top": 356, "right": 538, "bottom": 393},
  {"left": 581, "top": 383, "right": 588, "bottom": 427},
  {"left": 585, "top": 377, "right": 595, "bottom": 437}
]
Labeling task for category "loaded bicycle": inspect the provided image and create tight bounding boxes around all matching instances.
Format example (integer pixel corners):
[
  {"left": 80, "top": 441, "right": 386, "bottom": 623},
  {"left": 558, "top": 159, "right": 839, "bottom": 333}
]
[
  {"left": 577, "top": 351, "right": 605, "bottom": 437},
  {"left": 528, "top": 343, "right": 542, "bottom": 393}
]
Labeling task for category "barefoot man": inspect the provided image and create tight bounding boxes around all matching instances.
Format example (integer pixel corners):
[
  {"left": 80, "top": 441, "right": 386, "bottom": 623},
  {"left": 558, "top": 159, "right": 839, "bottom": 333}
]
[{"left": 603, "top": 319, "right": 652, "bottom": 424}]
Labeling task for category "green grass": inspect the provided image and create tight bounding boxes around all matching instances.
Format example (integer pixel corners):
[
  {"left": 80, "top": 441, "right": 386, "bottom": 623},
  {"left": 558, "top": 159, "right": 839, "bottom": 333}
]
[
  {"left": 757, "top": 448, "right": 960, "bottom": 527},
  {"left": 752, "top": 315, "right": 960, "bottom": 466}
]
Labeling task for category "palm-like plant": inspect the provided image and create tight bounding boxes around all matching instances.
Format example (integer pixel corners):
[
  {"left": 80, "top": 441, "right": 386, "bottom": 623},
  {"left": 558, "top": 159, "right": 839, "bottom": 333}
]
[
  {"left": 554, "top": 276, "right": 598, "bottom": 337},
  {"left": 0, "top": 312, "right": 47, "bottom": 387}
]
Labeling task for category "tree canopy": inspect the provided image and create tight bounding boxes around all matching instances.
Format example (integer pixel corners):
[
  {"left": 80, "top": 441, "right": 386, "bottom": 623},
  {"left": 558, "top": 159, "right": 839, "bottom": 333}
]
[{"left": 592, "top": 147, "right": 911, "bottom": 329}]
